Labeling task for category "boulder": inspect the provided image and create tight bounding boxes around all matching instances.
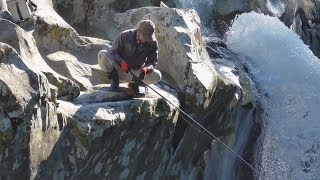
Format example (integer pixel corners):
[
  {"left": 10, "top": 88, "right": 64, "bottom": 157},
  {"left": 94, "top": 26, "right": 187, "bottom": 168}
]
[
  {"left": 45, "top": 51, "right": 100, "bottom": 90},
  {"left": 0, "top": 18, "right": 80, "bottom": 101},
  {"left": 31, "top": 1, "right": 110, "bottom": 90},
  {"left": 54, "top": 0, "right": 173, "bottom": 38},
  {"left": 0, "top": 0, "right": 12, "bottom": 20},
  {"left": 0, "top": 0, "right": 7, "bottom": 11},
  {"left": 35, "top": 84, "right": 180, "bottom": 179},
  {"left": 42, "top": 71, "right": 80, "bottom": 101},
  {"left": 73, "top": 83, "right": 179, "bottom": 105},
  {"left": 163, "top": 43, "right": 258, "bottom": 179},
  {"left": 0, "top": 42, "right": 61, "bottom": 179},
  {"left": 285, "top": 0, "right": 320, "bottom": 58}
]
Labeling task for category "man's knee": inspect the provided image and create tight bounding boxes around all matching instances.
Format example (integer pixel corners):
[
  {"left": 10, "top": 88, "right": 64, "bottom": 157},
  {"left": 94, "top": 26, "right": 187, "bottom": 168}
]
[
  {"left": 98, "top": 50, "right": 108, "bottom": 64},
  {"left": 98, "top": 50, "right": 115, "bottom": 73},
  {"left": 145, "top": 69, "right": 162, "bottom": 84},
  {"left": 153, "top": 70, "right": 162, "bottom": 83}
]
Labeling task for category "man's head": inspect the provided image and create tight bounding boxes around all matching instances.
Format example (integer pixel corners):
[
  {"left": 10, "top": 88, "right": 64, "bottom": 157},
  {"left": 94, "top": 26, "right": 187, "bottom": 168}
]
[{"left": 136, "top": 20, "right": 156, "bottom": 44}]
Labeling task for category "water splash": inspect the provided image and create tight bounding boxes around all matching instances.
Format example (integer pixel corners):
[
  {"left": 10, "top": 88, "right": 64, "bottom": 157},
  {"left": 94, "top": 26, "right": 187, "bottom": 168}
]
[
  {"left": 226, "top": 12, "right": 320, "bottom": 179},
  {"left": 177, "top": 0, "right": 213, "bottom": 20},
  {"left": 266, "top": 0, "right": 285, "bottom": 17},
  {"left": 176, "top": 0, "right": 216, "bottom": 38}
]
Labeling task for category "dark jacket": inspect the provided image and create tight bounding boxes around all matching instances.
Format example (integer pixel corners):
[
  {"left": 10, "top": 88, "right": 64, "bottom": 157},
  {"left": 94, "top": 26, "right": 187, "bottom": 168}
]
[{"left": 110, "top": 29, "right": 158, "bottom": 69}]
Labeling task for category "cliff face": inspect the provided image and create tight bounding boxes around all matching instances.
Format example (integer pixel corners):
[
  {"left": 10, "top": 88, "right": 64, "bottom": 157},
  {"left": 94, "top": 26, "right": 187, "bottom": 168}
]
[
  {"left": 0, "top": 41, "right": 61, "bottom": 179},
  {"left": 0, "top": 0, "right": 259, "bottom": 179}
]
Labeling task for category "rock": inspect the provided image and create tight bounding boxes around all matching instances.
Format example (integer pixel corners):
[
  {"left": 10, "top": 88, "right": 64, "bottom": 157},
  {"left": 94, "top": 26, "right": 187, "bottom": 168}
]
[
  {"left": 0, "top": 42, "right": 61, "bottom": 179},
  {"left": 0, "top": 43, "right": 39, "bottom": 117},
  {"left": 45, "top": 51, "right": 98, "bottom": 90},
  {"left": 81, "top": 36, "right": 111, "bottom": 45},
  {"left": 160, "top": 39, "right": 259, "bottom": 179},
  {"left": 0, "top": 0, "right": 7, "bottom": 10},
  {"left": 35, "top": 86, "right": 180, "bottom": 179},
  {"left": 203, "top": 149, "right": 211, "bottom": 164},
  {"left": 0, "top": 18, "right": 81, "bottom": 101},
  {"left": 31, "top": 2, "right": 110, "bottom": 90},
  {"left": 0, "top": 0, "right": 13, "bottom": 21},
  {"left": 160, "top": 1, "right": 169, "bottom": 8},
  {"left": 6, "top": 0, "right": 33, "bottom": 22},
  {"left": 33, "top": 8, "right": 88, "bottom": 52},
  {"left": 73, "top": 83, "right": 178, "bottom": 105},
  {"left": 210, "top": 0, "right": 291, "bottom": 18},
  {"left": 42, "top": 71, "right": 80, "bottom": 101},
  {"left": 286, "top": 2, "right": 320, "bottom": 58},
  {"left": 55, "top": 0, "right": 171, "bottom": 38},
  {"left": 73, "top": 84, "right": 136, "bottom": 105}
]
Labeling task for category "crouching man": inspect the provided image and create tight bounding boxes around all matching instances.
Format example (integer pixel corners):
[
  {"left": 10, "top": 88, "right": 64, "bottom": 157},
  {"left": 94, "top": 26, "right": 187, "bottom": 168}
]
[{"left": 98, "top": 20, "right": 162, "bottom": 95}]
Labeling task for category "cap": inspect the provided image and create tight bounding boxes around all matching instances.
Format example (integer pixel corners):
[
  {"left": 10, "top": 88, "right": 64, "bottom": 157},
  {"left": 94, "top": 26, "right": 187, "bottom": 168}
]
[{"left": 136, "top": 20, "right": 156, "bottom": 42}]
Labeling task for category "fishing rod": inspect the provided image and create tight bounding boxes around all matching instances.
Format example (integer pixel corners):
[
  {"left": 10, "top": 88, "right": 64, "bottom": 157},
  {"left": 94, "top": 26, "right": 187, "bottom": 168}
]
[{"left": 129, "top": 71, "right": 268, "bottom": 179}]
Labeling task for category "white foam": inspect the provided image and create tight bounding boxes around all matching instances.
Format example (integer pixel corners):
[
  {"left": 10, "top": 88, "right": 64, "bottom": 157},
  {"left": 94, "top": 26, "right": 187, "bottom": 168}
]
[{"left": 226, "top": 12, "right": 320, "bottom": 179}]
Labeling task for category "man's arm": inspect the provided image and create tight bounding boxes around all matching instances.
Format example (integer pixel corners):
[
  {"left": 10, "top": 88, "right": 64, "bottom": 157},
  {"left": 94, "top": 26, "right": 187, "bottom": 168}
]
[{"left": 110, "top": 33, "right": 125, "bottom": 64}]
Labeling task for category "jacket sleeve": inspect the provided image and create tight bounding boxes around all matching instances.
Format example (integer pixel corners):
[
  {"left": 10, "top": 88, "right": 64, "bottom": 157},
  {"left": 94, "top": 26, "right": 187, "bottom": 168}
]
[
  {"left": 110, "top": 32, "right": 125, "bottom": 64},
  {"left": 145, "top": 40, "right": 158, "bottom": 67}
]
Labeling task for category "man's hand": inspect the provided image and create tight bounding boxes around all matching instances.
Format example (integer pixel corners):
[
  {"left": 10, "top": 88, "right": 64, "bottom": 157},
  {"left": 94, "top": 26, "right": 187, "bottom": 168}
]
[
  {"left": 120, "top": 61, "right": 130, "bottom": 73},
  {"left": 140, "top": 66, "right": 153, "bottom": 75}
]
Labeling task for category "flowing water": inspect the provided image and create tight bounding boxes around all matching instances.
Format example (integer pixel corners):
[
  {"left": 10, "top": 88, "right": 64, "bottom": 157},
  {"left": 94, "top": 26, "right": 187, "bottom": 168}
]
[
  {"left": 177, "top": 0, "right": 320, "bottom": 179},
  {"left": 226, "top": 12, "right": 320, "bottom": 180},
  {"left": 176, "top": 0, "right": 216, "bottom": 38}
]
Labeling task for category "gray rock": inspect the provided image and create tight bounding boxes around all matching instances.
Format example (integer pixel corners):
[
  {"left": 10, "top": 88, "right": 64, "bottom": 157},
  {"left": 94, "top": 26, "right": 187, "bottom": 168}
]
[
  {"left": 0, "top": 42, "right": 61, "bottom": 179},
  {"left": 0, "top": 0, "right": 7, "bottom": 11},
  {"left": 42, "top": 71, "right": 80, "bottom": 101},
  {"left": 54, "top": 0, "right": 172, "bottom": 38},
  {"left": 73, "top": 83, "right": 176, "bottom": 105},
  {"left": 0, "top": 0, "right": 13, "bottom": 21},
  {"left": 0, "top": 18, "right": 81, "bottom": 101},
  {"left": 32, "top": 4, "right": 110, "bottom": 90},
  {"left": 35, "top": 87, "right": 180, "bottom": 179}
]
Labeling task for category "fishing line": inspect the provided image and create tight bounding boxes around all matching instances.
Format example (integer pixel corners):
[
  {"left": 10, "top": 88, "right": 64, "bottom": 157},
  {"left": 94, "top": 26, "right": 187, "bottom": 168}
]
[{"left": 129, "top": 71, "right": 268, "bottom": 179}]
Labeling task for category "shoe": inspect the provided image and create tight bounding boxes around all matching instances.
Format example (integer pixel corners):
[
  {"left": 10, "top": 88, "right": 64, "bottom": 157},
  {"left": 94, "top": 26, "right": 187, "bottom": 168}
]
[
  {"left": 107, "top": 69, "right": 119, "bottom": 91},
  {"left": 128, "top": 83, "right": 145, "bottom": 97}
]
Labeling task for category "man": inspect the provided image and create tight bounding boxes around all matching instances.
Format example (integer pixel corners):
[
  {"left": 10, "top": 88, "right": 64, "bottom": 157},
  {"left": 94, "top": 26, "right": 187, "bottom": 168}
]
[{"left": 98, "top": 19, "right": 162, "bottom": 95}]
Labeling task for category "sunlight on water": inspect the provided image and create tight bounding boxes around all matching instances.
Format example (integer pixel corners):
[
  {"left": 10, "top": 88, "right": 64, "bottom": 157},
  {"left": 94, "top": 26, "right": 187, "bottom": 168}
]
[
  {"left": 266, "top": 0, "right": 285, "bottom": 17},
  {"left": 177, "top": 0, "right": 216, "bottom": 37},
  {"left": 177, "top": 0, "right": 213, "bottom": 20},
  {"left": 226, "top": 12, "right": 320, "bottom": 180}
]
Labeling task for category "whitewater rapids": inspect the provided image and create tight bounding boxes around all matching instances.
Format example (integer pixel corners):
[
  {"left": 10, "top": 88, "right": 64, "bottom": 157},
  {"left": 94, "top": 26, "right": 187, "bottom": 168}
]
[{"left": 226, "top": 12, "right": 320, "bottom": 180}]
